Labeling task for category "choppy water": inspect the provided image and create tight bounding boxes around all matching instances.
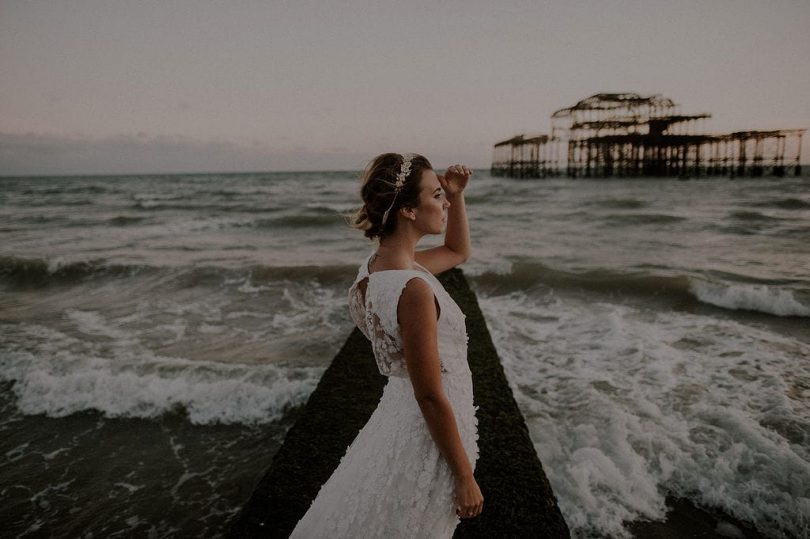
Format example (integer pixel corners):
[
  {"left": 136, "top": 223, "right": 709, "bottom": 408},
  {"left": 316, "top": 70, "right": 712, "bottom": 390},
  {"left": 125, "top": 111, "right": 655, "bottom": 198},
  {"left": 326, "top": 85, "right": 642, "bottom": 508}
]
[{"left": 1, "top": 171, "right": 808, "bottom": 537}]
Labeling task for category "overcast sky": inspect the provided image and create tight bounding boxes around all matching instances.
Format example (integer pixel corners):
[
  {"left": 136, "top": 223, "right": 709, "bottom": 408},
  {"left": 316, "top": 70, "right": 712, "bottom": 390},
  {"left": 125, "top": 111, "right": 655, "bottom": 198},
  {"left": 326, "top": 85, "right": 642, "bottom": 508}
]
[{"left": 1, "top": 0, "right": 808, "bottom": 175}]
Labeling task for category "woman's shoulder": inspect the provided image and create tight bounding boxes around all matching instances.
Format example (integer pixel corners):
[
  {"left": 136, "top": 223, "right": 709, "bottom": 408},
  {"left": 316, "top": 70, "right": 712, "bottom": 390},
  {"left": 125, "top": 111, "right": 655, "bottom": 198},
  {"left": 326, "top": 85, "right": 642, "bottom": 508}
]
[
  {"left": 369, "top": 268, "right": 432, "bottom": 290},
  {"left": 368, "top": 269, "right": 435, "bottom": 297},
  {"left": 396, "top": 275, "right": 440, "bottom": 327},
  {"left": 356, "top": 251, "right": 439, "bottom": 299},
  {"left": 399, "top": 272, "right": 434, "bottom": 296}
]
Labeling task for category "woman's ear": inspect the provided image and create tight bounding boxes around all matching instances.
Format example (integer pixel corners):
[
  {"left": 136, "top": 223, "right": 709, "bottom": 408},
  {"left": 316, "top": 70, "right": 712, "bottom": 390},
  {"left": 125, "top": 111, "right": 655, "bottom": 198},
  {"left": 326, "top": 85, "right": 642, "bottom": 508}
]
[{"left": 400, "top": 206, "right": 416, "bottom": 220}]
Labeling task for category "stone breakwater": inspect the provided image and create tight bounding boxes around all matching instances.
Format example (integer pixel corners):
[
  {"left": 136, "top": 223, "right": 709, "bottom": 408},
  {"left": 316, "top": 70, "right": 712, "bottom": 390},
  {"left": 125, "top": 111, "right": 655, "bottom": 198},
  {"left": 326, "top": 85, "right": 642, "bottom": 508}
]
[{"left": 227, "top": 268, "right": 570, "bottom": 538}]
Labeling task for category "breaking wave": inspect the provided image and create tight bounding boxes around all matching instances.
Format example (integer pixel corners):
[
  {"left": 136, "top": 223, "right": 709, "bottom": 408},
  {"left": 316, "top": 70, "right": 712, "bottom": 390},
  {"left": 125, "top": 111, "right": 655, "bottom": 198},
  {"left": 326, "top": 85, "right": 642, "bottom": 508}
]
[
  {"left": 473, "top": 261, "right": 810, "bottom": 317},
  {"left": 1, "top": 324, "right": 322, "bottom": 425},
  {"left": 689, "top": 279, "right": 810, "bottom": 317},
  {"left": 0, "top": 256, "right": 358, "bottom": 293}
]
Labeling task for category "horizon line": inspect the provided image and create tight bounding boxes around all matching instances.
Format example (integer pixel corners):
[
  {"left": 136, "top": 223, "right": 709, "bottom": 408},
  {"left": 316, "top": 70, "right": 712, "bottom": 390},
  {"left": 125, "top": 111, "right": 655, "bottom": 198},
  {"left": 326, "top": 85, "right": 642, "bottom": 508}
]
[
  {"left": 1, "top": 165, "right": 806, "bottom": 179},
  {"left": 0, "top": 167, "right": 496, "bottom": 179}
]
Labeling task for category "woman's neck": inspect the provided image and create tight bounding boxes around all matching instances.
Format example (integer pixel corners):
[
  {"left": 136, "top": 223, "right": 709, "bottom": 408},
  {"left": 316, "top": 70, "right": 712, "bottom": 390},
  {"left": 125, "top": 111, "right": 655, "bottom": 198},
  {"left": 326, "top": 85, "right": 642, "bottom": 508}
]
[{"left": 376, "top": 232, "right": 420, "bottom": 269}]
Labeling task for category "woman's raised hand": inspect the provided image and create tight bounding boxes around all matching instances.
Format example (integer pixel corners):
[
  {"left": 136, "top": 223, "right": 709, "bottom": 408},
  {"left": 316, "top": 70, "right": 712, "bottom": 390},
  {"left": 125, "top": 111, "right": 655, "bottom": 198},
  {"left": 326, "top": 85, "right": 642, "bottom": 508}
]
[{"left": 438, "top": 164, "right": 472, "bottom": 196}]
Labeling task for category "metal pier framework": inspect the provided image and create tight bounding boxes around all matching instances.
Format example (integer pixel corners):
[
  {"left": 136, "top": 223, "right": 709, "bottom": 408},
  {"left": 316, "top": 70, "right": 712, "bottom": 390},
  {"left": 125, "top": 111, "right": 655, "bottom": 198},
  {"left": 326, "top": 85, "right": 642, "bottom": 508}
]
[{"left": 491, "top": 93, "right": 805, "bottom": 179}]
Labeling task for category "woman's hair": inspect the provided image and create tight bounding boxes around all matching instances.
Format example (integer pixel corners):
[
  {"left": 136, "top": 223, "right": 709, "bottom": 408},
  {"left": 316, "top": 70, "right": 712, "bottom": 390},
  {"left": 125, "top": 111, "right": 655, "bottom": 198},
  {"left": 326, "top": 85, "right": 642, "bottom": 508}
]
[{"left": 350, "top": 153, "right": 432, "bottom": 240}]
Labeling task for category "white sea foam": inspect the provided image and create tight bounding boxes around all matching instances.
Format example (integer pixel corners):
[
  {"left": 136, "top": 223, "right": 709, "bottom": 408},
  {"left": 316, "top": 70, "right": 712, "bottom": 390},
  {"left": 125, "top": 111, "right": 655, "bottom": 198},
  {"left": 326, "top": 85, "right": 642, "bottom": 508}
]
[
  {"left": 114, "top": 482, "right": 144, "bottom": 494},
  {"left": 304, "top": 201, "right": 358, "bottom": 213},
  {"left": 477, "top": 288, "right": 810, "bottom": 538},
  {"left": 224, "top": 310, "right": 270, "bottom": 320},
  {"left": 42, "top": 447, "right": 71, "bottom": 461},
  {"left": 236, "top": 278, "right": 271, "bottom": 293},
  {"left": 6, "top": 441, "right": 31, "bottom": 463},
  {"left": 65, "top": 309, "right": 136, "bottom": 341},
  {"left": 0, "top": 323, "right": 323, "bottom": 425},
  {"left": 689, "top": 278, "right": 810, "bottom": 317}
]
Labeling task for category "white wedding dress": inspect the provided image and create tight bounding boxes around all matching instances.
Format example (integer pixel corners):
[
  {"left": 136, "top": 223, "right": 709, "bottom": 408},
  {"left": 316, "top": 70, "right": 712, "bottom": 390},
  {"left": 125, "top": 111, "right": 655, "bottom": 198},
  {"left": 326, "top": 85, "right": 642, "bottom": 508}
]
[{"left": 289, "top": 251, "right": 479, "bottom": 539}]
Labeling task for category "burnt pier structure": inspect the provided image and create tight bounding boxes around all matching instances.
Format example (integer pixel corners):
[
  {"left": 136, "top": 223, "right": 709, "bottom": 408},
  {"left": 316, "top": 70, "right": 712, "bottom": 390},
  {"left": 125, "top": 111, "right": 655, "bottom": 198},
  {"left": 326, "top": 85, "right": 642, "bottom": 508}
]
[{"left": 492, "top": 93, "right": 805, "bottom": 179}]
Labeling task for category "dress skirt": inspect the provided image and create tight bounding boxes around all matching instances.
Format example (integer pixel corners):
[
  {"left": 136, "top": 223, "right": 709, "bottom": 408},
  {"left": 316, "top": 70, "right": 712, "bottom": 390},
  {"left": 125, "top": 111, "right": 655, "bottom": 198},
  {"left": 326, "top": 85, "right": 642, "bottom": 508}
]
[{"left": 289, "top": 374, "right": 478, "bottom": 539}]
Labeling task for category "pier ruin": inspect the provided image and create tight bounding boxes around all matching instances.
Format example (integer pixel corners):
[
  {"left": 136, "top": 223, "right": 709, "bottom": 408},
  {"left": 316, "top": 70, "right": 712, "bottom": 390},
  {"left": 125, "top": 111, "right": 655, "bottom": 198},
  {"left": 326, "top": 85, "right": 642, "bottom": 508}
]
[{"left": 491, "top": 93, "right": 805, "bottom": 179}]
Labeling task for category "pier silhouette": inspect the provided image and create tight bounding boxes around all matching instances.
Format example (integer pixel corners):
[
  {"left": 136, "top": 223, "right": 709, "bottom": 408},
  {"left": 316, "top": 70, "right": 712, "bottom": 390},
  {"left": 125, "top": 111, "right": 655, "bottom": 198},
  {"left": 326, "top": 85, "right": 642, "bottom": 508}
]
[{"left": 492, "top": 93, "right": 805, "bottom": 179}]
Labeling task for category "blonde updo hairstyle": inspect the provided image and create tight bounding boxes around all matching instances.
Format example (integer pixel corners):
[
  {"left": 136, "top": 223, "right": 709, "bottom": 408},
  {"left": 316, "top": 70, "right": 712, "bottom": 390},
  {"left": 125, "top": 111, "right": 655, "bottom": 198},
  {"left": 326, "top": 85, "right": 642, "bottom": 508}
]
[{"left": 351, "top": 153, "right": 433, "bottom": 240}]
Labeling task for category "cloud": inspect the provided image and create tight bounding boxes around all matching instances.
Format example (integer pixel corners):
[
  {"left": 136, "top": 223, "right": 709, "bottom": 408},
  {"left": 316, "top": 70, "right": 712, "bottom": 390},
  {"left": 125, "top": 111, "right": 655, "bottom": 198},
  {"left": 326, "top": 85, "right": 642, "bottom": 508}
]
[{"left": 0, "top": 132, "right": 371, "bottom": 175}]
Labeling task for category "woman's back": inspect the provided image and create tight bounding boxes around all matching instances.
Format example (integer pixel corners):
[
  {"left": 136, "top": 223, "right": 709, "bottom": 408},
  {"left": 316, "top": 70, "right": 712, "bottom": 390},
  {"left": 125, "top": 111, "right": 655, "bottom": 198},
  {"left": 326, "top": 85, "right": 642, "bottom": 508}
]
[{"left": 348, "top": 251, "right": 471, "bottom": 379}]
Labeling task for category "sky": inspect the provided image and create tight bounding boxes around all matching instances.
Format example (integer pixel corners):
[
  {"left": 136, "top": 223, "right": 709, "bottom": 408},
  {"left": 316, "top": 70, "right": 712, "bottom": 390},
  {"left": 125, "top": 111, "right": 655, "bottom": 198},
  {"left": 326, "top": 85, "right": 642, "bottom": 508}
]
[{"left": 1, "top": 0, "right": 809, "bottom": 175}]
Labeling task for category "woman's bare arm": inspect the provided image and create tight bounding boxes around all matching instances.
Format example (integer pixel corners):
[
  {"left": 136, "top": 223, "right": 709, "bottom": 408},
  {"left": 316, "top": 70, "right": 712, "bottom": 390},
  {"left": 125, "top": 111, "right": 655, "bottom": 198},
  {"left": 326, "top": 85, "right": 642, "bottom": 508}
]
[
  {"left": 398, "top": 277, "right": 473, "bottom": 480},
  {"left": 399, "top": 276, "right": 484, "bottom": 518},
  {"left": 415, "top": 165, "right": 472, "bottom": 275},
  {"left": 414, "top": 190, "right": 470, "bottom": 275}
]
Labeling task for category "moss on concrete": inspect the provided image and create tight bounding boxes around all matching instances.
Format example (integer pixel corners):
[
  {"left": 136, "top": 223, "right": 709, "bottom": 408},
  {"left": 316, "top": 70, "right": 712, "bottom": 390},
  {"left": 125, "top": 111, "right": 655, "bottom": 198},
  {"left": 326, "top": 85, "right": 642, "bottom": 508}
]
[{"left": 228, "top": 268, "right": 569, "bottom": 538}]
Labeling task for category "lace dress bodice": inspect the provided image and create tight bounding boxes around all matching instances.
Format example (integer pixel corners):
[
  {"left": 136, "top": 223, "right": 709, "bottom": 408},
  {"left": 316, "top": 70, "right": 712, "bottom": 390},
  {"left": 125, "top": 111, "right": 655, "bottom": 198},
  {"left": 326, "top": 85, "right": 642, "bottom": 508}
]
[{"left": 348, "top": 251, "right": 471, "bottom": 379}]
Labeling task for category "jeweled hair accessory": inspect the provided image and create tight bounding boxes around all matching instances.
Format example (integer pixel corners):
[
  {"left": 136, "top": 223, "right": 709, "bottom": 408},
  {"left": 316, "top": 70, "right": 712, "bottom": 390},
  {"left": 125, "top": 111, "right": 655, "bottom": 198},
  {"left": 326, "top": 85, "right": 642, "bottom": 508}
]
[{"left": 381, "top": 153, "right": 415, "bottom": 227}]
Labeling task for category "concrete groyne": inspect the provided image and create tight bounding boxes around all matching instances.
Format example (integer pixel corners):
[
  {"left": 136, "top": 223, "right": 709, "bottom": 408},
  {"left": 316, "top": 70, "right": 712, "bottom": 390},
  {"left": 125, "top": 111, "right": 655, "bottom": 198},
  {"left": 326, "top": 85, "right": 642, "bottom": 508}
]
[{"left": 228, "top": 268, "right": 570, "bottom": 538}]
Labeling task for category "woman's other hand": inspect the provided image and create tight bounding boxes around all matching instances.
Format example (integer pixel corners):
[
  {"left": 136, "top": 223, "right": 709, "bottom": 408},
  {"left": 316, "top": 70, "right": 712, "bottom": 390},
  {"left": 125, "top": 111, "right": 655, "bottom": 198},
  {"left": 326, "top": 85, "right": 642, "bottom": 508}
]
[
  {"left": 438, "top": 164, "right": 472, "bottom": 195},
  {"left": 454, "top": 474, "right": 484, "bottom": 519}
]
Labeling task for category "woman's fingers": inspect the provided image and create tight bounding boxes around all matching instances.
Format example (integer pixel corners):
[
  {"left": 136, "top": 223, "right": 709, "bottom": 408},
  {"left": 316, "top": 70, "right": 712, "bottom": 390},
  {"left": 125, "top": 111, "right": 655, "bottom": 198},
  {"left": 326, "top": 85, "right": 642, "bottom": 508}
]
[
  {"left": 444, "top": 165, "right": 472, "bottom": 195},
  {"left": 448, "top": 164, "right": 472, "bottom": 177},
  {"left": 457, "top": 507, "right": 475, "bottom": 518},
  {"left": 456, "top": 502, "right": 484, "bottom": 518},
  {"left": 454, "top": 474, "right": 483, "bottom": 518}
]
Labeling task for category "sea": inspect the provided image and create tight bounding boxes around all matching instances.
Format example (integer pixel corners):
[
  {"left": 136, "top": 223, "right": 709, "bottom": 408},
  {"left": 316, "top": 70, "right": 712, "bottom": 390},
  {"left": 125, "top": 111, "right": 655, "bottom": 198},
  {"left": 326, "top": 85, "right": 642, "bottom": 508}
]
[{"left": 1, "top": 169, "right": 808, "bottom": 538}]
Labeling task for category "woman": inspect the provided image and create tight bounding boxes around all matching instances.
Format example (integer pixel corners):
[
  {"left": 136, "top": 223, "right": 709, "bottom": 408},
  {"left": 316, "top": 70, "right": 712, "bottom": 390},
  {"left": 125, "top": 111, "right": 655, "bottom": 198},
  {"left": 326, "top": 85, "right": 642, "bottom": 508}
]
[{"left": 290, "top": 153, "right": 482, "bottom": 538}]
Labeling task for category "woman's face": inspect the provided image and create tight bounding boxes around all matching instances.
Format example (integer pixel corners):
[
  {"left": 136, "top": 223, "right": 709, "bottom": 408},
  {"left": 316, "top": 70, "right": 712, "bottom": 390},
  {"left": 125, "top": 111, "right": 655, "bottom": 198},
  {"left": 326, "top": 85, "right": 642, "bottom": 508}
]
[{"left": 410, "top": 169, "right": 450, "bottom": 235}]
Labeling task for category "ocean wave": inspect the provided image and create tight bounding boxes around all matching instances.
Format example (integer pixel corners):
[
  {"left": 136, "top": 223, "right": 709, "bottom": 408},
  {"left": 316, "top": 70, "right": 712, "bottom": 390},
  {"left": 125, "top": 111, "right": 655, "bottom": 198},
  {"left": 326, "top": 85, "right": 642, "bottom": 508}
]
[
  {"left": 304, "top": 201, "right": 360, "bottom": 213},
  {"left": 472, "top": 261, "right": 810, "bottom": 317},
  {"left": 14, "top": 199, "right": 94, "bottom": 207},
  {"left": 108, "top": 215, "right": 147, "bottom": 226},
  {"left": 473, "top": 261, "right": 694, "bottom": 300},
  {"left": 255, "top": 213, "right": 346, "bottom": 228},
  {"left": 20, "top": 185, "right": 110, "bottom": 195},
  {"left": 585, "top": 198, "right": 646, "bottom": 209},
  {"left": 750, "top": 197, "right": 810, "bottom": 210},
  {"left": 783, "top": 226, "right": 810, "bottom": 238},
  {"left": 479, "top": 292, "right": 810, "bottom": 538},
  {"left": 132, "top": 201, "right": 211, "bottom": 211},
  {"left": 0, "top": 256, "right": 357, "bottom": 290},
  {"left": 166, "top": 263, "right": 356, "bottom": 290},
  {"left": 729, "top": 210, "right": 784, "bottom": 221},
  {"left": 11, "top": 214, "right": 103, "bottom": 227},
  {"left": 0, "top": 256, "right": 152, "bottom": 288},
  {"left": 689, "top": 279, "right": 810, "bottom": 317},
  {"left": 131, "top": 201, "right": 276, "bottom": 213},
  {"left": 602, "top": 213, "right": 687, "bottom": 225},
  {"left": 246, "top": 263, "right": 355, "bottom": 285},
  {"left": 1, "top": 335, "right": 321, "bottom": 425}
]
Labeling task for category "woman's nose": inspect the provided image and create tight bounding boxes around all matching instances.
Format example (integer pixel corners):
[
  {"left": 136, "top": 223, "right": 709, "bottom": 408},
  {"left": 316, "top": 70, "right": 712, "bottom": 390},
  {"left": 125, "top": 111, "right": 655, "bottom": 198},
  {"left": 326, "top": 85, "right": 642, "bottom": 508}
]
[{"left": 443, "top": 199, "right": 451, "bottom": 209}]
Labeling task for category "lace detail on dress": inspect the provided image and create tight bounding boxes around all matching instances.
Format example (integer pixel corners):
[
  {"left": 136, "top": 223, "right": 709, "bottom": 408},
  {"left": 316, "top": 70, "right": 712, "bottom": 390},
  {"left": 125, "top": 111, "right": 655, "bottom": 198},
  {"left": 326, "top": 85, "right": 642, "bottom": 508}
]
[
  {"left": 365, "top": 272, "right": 447, "bottom": 378},
  {"left": 348, "top": 253, "right": 451, "bottom": 378},
  {"left": 348, "top": 275, "right": 370, "bottom": 341}
]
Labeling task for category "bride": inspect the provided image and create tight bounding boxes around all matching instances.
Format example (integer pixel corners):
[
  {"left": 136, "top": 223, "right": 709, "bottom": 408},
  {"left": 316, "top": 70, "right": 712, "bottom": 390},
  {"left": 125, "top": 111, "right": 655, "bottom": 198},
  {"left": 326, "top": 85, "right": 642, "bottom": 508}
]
[{"left": 290, "top": 153, "right": 482, "bottom": 538}]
